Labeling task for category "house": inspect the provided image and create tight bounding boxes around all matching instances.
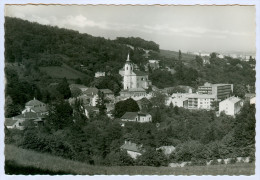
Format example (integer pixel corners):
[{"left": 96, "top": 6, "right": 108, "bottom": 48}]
[
  {"left": 82, "top": 88, "right": 99, "bottom": 106},
  {"left": 25, "top": 98, "right": 46, "bottom": 109},
  {"left": 83, "top": 87, "right": 99, "bottom": 96},
  {"left": 148, "top": 60, "right": 160, "bottom": 70},
  {"left": 99, "top": 89, "right": 115, "bottom": 100},
  {"left": 120, "top": 140, "right": 143, "bottom": 159},
  {"left": 69, "top": 84, "right": 88, "bottom": 92},
  {"left": 219, "top": 96, "right": 243, "bottom": 116},
  {"left": 156, "top": 146, "right": 176, "bottom": 156},
  {"left": 95, "top": 72, "right": 105, "bottom": 78},
  {"left": 250, "top": 97, "right": 256, "bottom": 105},
  {"left": 84, "top": 105, "right": 99, "bottom": 118},
  {"left": 245, "top": 93, "right": 256, "bottom": 101},
  {"left": 121, "top": 112, "right": 152, "bottom": 123},
  {"left": 22, "top": 106, "right": 48, "bottom": 115},
  {"left": 5, "top": 118, "right": 23, "bottom": 130},
  {"left": 12, "top": 112, "right": 46, "bottom": 122}
]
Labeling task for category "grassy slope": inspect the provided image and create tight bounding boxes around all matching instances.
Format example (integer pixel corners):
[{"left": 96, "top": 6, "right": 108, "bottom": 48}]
[
  {"left": 160, "top": 49, "right": 196, "bottom": 62},
  {"left": 5, "top": 145, "right": 255, "bottom": 175},
  {"left": 39, "top": 63, "right": 88, "bottom": 80}
]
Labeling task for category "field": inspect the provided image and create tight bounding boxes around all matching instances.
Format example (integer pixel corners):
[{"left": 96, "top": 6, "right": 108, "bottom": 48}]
[
  {"left": 5, "top": 145, "right": 255, "bottom": 175},
  {"left": 39, "top": 63, "right": 88, "bottom": 80}
]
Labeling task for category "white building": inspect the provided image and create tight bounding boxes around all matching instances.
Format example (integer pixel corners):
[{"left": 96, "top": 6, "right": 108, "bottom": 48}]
[
  {"left": 95, "top": 72, "right": 105, "bottom": 78},
  {"left": 120, "top": 141, "right": 142, "bottom": 159},
  {"left": 120, "top": 54, "right": 151, "bottom": 90},
  {"left": 170, "top": 93, "right": 217, "bottom": 110},
  {"left": 250, "top": 97, "right": 256, "bottom": 105},
  {"left": 166, "top": 96, "right": 188, "bottom": 108},
  {"left": 219, "top": 96, "right": 243, "bottom": 116},
  {"left": 120, "top": 112, "right": 152, "bottom": 123}
]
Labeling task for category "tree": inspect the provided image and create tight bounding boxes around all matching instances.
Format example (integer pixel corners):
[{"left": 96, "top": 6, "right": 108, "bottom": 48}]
[
  {"left": 46, "top": 99, "right": 73, "bottom": 130},
  {"left": 150, "top": 92, "right": 166, "bottom": 108},
  {"left": 5, "top": 95, "right": 20, "bottom": 118},
  {"left": 96, "top": 90, "right": 107, "bottom": 115},
  {"left": 114, "top": 98, "right": 140, "bottom": 118},
  {"left": 178, "top": 50, "right": 182, "bottom": 61},
  {"left": 57, "top": 78, "right": 71, "bottom": 99}
]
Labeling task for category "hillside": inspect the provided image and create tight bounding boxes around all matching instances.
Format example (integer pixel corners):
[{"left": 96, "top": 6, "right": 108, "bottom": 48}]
[
  {"left": 5, "top": 145, "right": 254, "bottom": 175},
  {"left": 160, "top": 49, "right": 196, "bottom": 61},
  {"left": 39, "top": 63, "right": 88, "bottom": 80}
]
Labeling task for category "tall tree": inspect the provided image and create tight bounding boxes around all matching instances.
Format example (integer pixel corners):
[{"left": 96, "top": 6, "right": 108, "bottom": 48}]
[{"left": 57, "top": 77, "right": 71, "bottom": 99}]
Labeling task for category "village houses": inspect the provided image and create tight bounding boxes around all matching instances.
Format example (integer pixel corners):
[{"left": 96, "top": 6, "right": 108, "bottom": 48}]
[{"left": 219, "top": 96, "right": 243, "bottom": 116}]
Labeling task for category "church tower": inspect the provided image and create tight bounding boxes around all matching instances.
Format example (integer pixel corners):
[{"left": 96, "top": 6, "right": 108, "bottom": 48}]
[{"left": 123, "top": 54, "right": 134, "bottom": 89}]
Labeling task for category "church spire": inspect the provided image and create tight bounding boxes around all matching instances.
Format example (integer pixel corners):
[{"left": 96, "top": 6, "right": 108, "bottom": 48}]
[{"left": 126, "top": 53, "right": 130, "bottom": 62}]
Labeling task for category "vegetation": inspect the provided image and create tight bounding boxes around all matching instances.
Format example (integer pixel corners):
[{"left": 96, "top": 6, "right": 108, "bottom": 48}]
[{"left": 5, "top": 145, "right": 254, "bottom": 175}]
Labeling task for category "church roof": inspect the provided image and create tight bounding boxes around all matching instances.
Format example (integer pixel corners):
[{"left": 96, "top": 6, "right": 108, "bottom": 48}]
[{"left": 133, "top": 70, "right": 147, "bottom": 76}]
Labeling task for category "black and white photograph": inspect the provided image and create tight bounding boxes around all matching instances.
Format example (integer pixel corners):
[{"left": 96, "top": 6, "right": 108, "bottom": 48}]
[{"left": 0, "top": 0, "right": 258, "bottom": 177}]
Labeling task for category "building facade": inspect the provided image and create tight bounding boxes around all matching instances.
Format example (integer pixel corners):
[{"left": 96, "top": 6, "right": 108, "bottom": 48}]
[
  {"left": 198, "top": 82, "right": 233, "bottom": 100},
  {"left": 120, "top": 54, "right": 151, "bottom": 90},
  {"left": 219, "top": 96, "right": 243, "bottom": 116}
]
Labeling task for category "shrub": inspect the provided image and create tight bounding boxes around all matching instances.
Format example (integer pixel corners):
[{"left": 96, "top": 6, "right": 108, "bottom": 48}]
[
  {"left": 229, "top": 158, "right": 236, "bottom": 164},
  {"left": 211, "top": 159, "right": 219, "bottom": 165}
]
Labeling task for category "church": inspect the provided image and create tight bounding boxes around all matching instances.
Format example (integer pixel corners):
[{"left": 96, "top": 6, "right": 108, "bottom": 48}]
[
  {"left": 119, "top": 54, "right": 151, "bottom": 98},
  {"left": 120, "top": 54, "right": 151, "bottom": 90}
]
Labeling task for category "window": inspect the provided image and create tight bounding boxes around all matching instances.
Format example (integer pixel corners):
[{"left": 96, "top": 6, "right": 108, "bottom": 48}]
[{"left": 126, "top": 67, "right": 128, "bottom": 70}]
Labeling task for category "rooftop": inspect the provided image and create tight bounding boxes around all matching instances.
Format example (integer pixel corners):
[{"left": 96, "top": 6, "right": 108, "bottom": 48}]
[
  {"left": 121, "top": 88, "right": 146, "bottom": 92},
  {"left": 13, "top": 112, "right": 44, "bottom": 120},
  {"left": 5, "top": 118, "right": 18, "bottom": 126},
  {"left": 31, "top": 106, "right": 47, "bottom": 113},
  {"left": 25, "top": 98, "right": 45, "bottom": 107},
  {"left": 100, "top": 89, "right": 113, "bottom": 94},
  {"left": 120, "top": 142, "right": 142, "bottom": 153},
  {"left": 69, "top": 84, "right": 88, "bottom": 89},
  {"left": 222, "top": 96, "right": 241, "bottom": 104},
  {"left": 83, "top": 87, "right": 99, "bottom": 95},
  {"left": 133, "top": 70, "right": 148, "bottom": 76},
  {"left": 121, "top": 112, "right": 138, "bottom": 120}
]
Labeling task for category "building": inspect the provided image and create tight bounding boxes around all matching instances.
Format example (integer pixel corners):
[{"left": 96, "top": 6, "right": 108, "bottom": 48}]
[
  {"left": 120, "top": 88, "right": 147, "bottom": 98},
  {"left": 156, "top": 146, "right": 176, "bottom": 156},
  {"left": 120, "top": 112, "right": 152, "bottom": 123},
  {"left": 95, "top": 72, "right": 105, "bottom": 78},
  {"left": 69, "top": 84, "right": 88, "bottom": 92},
  {"left": 99, "top": 89, "right": 115, "bottom": 100},
  {"left": 250, "top": 97, "right": 256, "bottom": 105},
  {"left": 84, "top": 106, "right": 99, "bottom": 118},
  {"left": 245, "top": 93, "right": 256, "bottom": 101},
  {"left": 148, "top": 60, "right": 160, "bottom": 70},
  {"left": 120, "top": 54, "right": 151, "bottom": 90},
  {"left": 22, "top": 98, "right": 48, "bottom": 115},
  {"left": 170, "top": 93, "right": 217, "bottom": 110},
  {"left": 120, "top": 140, "right": 143, "bottom": 159},
  {"left": 5, "top": 118, "right": 23, "bottom": 130},
  {"left": 219, "top": 96, "right": 243, "bottom": 116},
  {"left": 166, "top": 96, "right": 188, "bottom": 108},
  {"left": 198, "top": 82, "right": 233, "bottom": 100}
]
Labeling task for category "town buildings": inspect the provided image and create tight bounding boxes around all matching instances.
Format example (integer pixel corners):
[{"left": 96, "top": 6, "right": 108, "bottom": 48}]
[{"left": 219, "top": 96, "right": 243, "bottom": 116}]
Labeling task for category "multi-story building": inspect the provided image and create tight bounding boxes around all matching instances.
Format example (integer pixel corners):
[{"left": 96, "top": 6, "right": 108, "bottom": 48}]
[
  {"left": 198, "top": 82, "right": 233, "bottom": 100},
  {"left": 219, "top": 96, "right": 243, "bottom": 116},
  {"left": 170, "top": 93, "right": 217, "bottom": 110}
]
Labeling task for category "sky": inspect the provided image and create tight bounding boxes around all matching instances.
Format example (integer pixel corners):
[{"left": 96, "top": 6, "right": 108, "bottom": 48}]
[{"left": 4, "top": 5, "right": 256, "bottom": 53}]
